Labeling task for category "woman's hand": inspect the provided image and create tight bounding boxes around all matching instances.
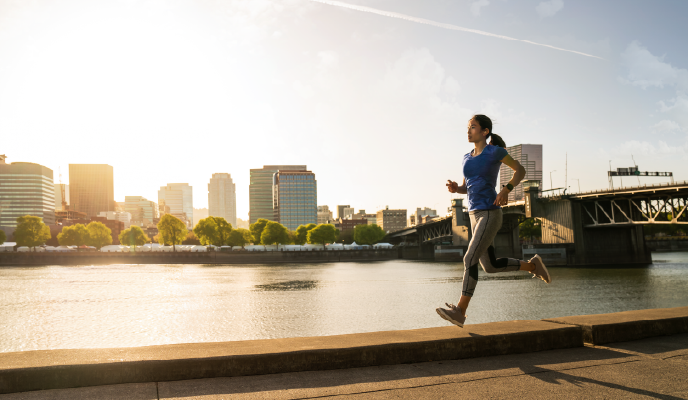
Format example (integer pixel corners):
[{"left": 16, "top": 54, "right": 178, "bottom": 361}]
[
  {"left": 446, "top": 180, "right": 459, "bottom": 193},
  {"left": 494, "top": 187, "right": 510, "bottom": 206}
]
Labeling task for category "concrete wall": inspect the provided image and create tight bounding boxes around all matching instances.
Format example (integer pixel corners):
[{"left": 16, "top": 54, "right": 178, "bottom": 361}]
[
  {"left": 541, "top": 200, "right": 575, "bottom": 244},
  {"left": 0, "top": 249, "right": 398, "bottom": 266}
]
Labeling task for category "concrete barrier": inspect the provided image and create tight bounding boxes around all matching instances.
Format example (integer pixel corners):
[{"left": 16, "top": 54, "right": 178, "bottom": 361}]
[
  {"left": 0, "top": 320, "right": 580, "bottom": 394},
  {"left": 545, "top": 306, "right": 688, "bottom": 345},
  {"left": 2, "top": 306, "right": 688, "bottom": 394}
]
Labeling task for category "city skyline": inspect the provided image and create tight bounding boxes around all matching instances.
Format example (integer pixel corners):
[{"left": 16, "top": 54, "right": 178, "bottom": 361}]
[{"left": 1, "top": 1, "right": 686, "bottom": 220}]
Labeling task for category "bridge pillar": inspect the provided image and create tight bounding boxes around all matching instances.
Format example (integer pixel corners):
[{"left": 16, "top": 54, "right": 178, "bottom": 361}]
[{"left": 451, "top": 199, "right": 470, "bottom": 248}]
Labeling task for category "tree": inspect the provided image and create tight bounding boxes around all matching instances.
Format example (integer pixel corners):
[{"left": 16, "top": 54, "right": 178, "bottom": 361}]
[
  {"left": 338, "top": 229, "right": 355, "bottom": 245},
  {"left": 193, "top": 216, "right": 233, "bottom": 246},
  {"left": 119, "top": 226, "right": 149, "bottom": 250},
  {"left": 157, "top": 214, "right": 188, "bottom": 251},
  {"left": 249, "top": 218, "right": 270, "bottom": 244},
  {"left": 14, "top": 216, "right": 51, "bottom": 249},
  {"left": 353, "top": 224, "right": 386, "bottom": 245},
  {"left": 227, "top": 228, "right": 252, "bottom": 247},
  {"left": 519, "top": 218, "right": 542, "bottom": 241},
  {"left": 86, "top": 221, "right": 112, "bottom": 249},
  {"left": 183, "top": 231, "right": 201, "bottom": 245},
  {"left": 57, "top": 224, "right": 90, "bottom": 246},
  {"left": 294, "top": 223, "right": 317, "bottom": 245},
  {"left": 307, "top": 224, "right": 338, "bottom": 245},
  {"left": 261, "top": 221, "right": 290, "bottom": 245},
  {"left": 0, "top": 230, "right": 5, "bottom": 245}
]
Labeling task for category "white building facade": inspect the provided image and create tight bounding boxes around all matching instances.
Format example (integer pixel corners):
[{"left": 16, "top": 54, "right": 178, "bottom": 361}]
[{"left": 208, "top": 173, "right": 237, "bottom": 227}]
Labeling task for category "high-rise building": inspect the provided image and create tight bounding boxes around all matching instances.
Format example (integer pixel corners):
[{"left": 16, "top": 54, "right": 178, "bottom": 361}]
[
  {"left": 98, "top": 211, "right": 132, "bottom": 229},
  {"left": 124, "top": 196, "right": 158, "bottom": 227},
  {"left": 249, "top": 165, "right": 306, "bottom": 224},
  {"left": 409, "top": 207, "right": 438, "bottom": 227},
  {"left": 352, "top": 209, "right": 377, "bottom": 225},
  {"left": 54, "top": 184, "right": 69, "bottom": 211},
  {"left": 317, "top": 205, "right": 333, "bottom": 224},
  {"left": 69, "top": 164, "right": 114, "bottom": 217},
  {"left": 337, "top": 205, "right": 350, "bottom": 219},
  {"left": 193, "top": 208, "right": 209, "bottom": 229},
  {"left": 272, "top": 170, "right": 317, "bottom": 231},
  {"left": 208, "top": 173, "right": 237, "bottom": 227},
  {"left": 158, "top": 183, "right": 193, "bottom": 228},
  {"left": 500, "top": 144, "right": 543, "bottom": 202},
  {"left": 0, "top": 155, "right": 55, "bottom": 227},
  {"left": 376, "top": 207, "right": 407, "bottom": 233}
]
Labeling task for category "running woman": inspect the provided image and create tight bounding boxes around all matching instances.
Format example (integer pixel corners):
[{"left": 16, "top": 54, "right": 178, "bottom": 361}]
[{"left": 436, "top": 114, "right": 551, "bottom": 328}]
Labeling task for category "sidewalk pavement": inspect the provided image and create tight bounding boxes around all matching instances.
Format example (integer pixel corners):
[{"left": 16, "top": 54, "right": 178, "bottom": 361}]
[{"left": 2, "top": 333, "right": 687, "bottom": 399}]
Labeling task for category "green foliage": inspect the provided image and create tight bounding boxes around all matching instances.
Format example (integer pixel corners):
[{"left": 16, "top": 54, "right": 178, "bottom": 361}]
[
  {"left": 157, "top": 214, "right": 188, "bottom": 250},
  {"left": 518, "top": 218, "right": 542, "bottom": 240},
  {"left": 14, "top": 216, "right": 51, "bottom": 248},
  {"left": 353, "top": 224, "right": 386, "bottom": 245},
  {"left": 193, "top": 216, "right": 233, "bottom": 246},
  {"left": 338, "top": 229, "right": 355, "bottom": 245},
  {"left": 294, "top": 223, "right": 317, "bottom": 245},
  {"left": 0, "top": 230, "right": 5, "bottom": 245},
  {"left": 227, "top": 228, "right": 252, "bottom": 247},
  {"left": 57, "top": 224, "right": 90, "bottom": 246},
  {"left": 86, "top": 221, "right": 112, "bottom": 249},
  {"left": 260, "top": 221, "right": 290, "bottom": 245},
  {"left": 183, "top": 231, "right": 201, "bottom": 245},
  {"left": 118, "top": 226, "right": 149, "bottom": 249},
  {"left": 307, "top": 224, "right": 338, "bottom": 245},
  {"left": 249, "top": 218, "right": 270, "bottom": 244}
]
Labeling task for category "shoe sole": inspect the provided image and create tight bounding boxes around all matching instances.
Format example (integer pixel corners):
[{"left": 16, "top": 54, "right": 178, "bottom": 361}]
[
  {"left": 532, "top": 254, "right": 551, "bottom": 284},
  {"left": 436, "top": 308, "right": 464, "bottom": 328}
]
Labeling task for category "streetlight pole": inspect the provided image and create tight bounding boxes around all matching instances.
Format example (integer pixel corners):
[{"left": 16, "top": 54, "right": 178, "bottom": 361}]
[{"left": 550, "top": 170, "right": 556, "bottom": 190}]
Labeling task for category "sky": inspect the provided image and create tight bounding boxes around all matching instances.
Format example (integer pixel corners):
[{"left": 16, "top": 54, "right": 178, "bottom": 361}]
[{"left": 1, "top": 0, "right": 687, "bottom": 219}]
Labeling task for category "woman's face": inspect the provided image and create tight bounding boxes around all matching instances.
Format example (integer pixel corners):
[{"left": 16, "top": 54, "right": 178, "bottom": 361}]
[{"left": 467, "top": 119, "right": 489, "bottom": 143}]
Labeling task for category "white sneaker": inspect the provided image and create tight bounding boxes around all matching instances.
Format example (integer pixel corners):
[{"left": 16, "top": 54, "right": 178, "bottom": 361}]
[{"left": 529, "top": 254, "right": 551, "bottom": 284}]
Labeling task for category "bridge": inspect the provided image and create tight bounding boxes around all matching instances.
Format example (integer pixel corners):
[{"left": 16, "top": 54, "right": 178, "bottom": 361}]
[{"left": 389, "top": 181, "right": 688, "bottom": 266}]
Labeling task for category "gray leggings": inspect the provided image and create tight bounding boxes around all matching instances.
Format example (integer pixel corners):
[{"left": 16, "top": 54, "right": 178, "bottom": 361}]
[{"left": 462, "top": 209, "right": 521, "bottom": 297}]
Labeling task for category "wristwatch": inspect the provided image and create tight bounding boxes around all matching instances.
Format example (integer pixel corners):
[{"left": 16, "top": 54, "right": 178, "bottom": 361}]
[{"left": 505, "top": 183, "right": 514, "bottom": 191}]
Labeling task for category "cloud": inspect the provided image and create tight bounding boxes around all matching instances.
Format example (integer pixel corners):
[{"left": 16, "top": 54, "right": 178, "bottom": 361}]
[
  {"left": 536, "top": 0, "right": 564, "bottom": 18},
  {"left": 652, "top": 119, "right": 683, "bottom": 134},
  {"left": 470, "top": 0, "right": 490, "bottom": 17},
  {"left": 614, "top": 139, "right": 687, "bottom": 158},
  {"left": 618, "top": 41, "right": 688, "bottom": 90},
  {"left": 620, "top": 41, "right": 688, "bottom": 131}
]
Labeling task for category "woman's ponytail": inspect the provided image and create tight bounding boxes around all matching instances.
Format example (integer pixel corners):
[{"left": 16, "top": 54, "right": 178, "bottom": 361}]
[
  {"left": 472, "top": 114, "right": 506, "bottom": 148},
  {"left": 489, "top": 133, "right": 506, "bottom": 149}
]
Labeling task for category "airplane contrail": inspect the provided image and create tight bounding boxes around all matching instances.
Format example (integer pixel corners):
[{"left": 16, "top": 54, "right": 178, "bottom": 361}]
[{"left": 309, "top": 0, "right": 603, "bottom": 60}]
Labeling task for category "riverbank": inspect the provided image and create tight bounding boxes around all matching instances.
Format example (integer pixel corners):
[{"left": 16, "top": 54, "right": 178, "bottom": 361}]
[
  {"left": 0, "top": 249, "right": 398, "bottom": 265},
  {"left": 1, "top": 306, "right": 686, "bottom": 395}
]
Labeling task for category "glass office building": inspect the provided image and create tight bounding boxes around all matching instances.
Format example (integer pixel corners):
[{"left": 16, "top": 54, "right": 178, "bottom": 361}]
[
  {"left": 249, "top": 165, "right": 306, "bottom": 224},
  {"left": 158, "top": 183, "right": 193, "bottom": 228},
  {"left": 500, "top": 144, "right": 543, "bottom": 203},
  {"left": 0, "top": 155, "right": 55, "bottom": 227},
  {"left": 272, "top": 170, "right": 317, "bottom": 231}
]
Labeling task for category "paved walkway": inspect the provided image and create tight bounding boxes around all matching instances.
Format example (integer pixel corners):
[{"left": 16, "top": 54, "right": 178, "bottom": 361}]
[{"left": 3, "top": 334, "right": 687, "bottom": 399}]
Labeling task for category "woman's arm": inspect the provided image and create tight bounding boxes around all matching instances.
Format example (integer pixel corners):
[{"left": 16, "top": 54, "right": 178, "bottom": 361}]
[
  {"left": 446, "top": 178, "right": 467, "bottom": 194},
  {"left": 494, "top": 155, "right": 526, "bottom": 206}
]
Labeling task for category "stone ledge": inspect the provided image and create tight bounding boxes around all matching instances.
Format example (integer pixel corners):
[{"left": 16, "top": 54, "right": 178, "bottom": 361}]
[
  {"left": 0, "top": 320, "right": 580, "bottom": 394},
  {"left": 544, "top": 306, "right": 688, "bottom": 345}
]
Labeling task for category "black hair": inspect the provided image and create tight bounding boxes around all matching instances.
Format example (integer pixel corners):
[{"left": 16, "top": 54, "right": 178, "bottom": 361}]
[{"left": 472, "top": 114, "right": 506, "bottom": 148}]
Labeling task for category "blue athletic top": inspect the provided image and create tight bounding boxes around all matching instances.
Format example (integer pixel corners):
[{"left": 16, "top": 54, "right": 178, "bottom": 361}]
[{"left": 462, "top": 144, "right": 509, "bottom": 212}]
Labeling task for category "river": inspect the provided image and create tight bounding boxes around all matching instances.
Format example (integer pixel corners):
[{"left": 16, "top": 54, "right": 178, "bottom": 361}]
[{"left": 1, "top": 251, "right": 687, "bottom": 352}]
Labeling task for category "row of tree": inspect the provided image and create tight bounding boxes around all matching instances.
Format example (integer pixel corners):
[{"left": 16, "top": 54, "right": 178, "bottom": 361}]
[{"left": 3, "top": 214, "right": 389, "bottom": 250}]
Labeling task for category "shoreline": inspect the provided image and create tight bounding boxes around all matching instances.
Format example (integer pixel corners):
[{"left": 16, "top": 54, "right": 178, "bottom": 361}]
[{"left": 0, "top": 306, "right": 686, "bottom": 394}]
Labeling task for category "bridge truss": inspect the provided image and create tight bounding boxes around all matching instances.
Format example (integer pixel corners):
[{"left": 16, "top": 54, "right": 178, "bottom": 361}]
[{"left": 580, "top": 194, "right": 688, "bottom": 227}]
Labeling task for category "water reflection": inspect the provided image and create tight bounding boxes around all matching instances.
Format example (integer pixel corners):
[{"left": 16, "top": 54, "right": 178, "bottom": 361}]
[{"left": 0, "top": 252, "right": 687, "bottom": 352}]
